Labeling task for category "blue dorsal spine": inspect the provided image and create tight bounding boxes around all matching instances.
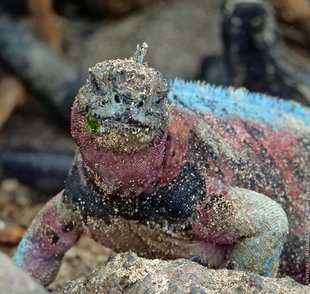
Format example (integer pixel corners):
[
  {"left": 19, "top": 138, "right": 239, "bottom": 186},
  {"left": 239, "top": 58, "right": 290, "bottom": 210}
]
[{"left": 168, "top": 79, "right": 310, "bottom": 128}]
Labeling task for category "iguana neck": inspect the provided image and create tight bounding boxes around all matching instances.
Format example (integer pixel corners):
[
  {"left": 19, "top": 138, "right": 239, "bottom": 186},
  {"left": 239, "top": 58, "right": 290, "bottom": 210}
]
[{"left": 80, "top": 132, "right": 168, "bottom": 196}]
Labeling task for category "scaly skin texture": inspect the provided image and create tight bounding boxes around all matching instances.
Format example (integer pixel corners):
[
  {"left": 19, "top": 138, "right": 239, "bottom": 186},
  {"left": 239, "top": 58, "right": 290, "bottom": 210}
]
[{"left": 14, "top": 46, "right": 310, "bottom": 286}]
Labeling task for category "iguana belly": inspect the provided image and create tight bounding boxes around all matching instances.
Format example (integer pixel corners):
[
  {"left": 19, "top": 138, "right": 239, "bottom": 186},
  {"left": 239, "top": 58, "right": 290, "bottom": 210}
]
[{"left": 84, "top": 216, "right": 227, "bottom": 267}]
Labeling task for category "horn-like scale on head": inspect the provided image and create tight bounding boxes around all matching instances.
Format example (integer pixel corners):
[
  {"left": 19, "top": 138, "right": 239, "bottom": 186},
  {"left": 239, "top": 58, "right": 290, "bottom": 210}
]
[{"left": 133, "top": 42, "right": 148, "bottom": 64}]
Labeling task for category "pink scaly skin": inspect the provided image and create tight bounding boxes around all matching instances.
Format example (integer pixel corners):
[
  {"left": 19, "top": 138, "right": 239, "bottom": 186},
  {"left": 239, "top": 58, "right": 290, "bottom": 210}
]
[{"left": 14, "top": 45, "right": 309, "bottom": 286}]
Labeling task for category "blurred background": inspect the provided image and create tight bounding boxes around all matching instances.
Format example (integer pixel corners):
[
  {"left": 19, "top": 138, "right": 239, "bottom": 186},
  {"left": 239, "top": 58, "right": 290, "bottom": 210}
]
[{"left": 0, "top": 0, "right": 310, "bottom": 290}]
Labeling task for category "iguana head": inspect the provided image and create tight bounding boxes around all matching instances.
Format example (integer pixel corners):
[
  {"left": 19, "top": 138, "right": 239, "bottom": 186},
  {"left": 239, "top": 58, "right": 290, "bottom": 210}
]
[{"left": 72, "top": 43, "right": 169, "bottom": 154}]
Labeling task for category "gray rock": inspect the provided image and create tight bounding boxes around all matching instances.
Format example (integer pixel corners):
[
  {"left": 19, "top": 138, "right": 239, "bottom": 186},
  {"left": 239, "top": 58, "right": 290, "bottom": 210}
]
[
  {"left": 55, "top": 251, "right": 309, "bottom": 294},
  {"left": 0, "top": 251, "right": 48, "bottom": 294}
]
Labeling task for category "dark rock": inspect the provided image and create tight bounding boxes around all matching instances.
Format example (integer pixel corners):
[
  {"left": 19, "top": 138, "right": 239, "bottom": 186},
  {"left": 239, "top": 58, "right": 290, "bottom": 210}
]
[{"left": 55, "top": 251, "right": 309, "bottom": 294}]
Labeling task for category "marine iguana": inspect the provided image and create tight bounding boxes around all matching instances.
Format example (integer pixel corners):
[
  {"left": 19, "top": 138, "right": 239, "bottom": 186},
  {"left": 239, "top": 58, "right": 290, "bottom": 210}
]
[
  {"left": 14, "top": 43, "right": 310, "bottom": 285},
  {"left": 197, "top": 0, "right": 310, "bottom": 107}
]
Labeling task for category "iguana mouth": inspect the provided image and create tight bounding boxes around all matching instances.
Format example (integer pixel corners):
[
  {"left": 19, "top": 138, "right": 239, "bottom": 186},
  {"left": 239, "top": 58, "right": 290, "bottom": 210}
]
[
  {"left": 86, "top": 111, "right": 153, "bottom": 135},
  {"left": 99, "top": 120, "right": 152, "bottom": 135}
]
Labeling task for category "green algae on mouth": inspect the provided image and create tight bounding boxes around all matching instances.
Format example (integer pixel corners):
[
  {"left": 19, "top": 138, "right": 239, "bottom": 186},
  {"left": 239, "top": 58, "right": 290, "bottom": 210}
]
[{"left": 85, "top": 113, "right": 101, "bottom": 133}]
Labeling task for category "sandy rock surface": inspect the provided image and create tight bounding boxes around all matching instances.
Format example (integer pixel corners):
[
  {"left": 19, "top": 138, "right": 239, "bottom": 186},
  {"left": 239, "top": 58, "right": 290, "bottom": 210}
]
[{"left": 55, "top": 251, "right": 310, "bottom": 294}]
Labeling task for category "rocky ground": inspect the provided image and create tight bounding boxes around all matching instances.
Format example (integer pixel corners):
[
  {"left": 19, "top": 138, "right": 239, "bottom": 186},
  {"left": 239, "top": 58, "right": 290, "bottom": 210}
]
[{"left": 53, "top": 252, "right": 310, "bottom": 294}]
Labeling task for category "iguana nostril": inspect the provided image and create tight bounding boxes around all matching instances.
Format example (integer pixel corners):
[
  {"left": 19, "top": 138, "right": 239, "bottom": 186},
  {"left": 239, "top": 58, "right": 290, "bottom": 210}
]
[
  {"left": 115, "top": 94, "right": 121, "bottom": 103},
  {"left": 136, "top": 100, "right": 144, "bottom": 108}
]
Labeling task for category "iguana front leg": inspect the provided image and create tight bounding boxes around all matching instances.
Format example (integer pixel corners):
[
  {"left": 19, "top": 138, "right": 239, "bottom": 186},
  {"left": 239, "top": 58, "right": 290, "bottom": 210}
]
[
  {"left": 193, "top": 185, "right": 289, "bottom": 277},
  {"left": 13, "top": 191, "right": 82, "bottom": 286}
]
